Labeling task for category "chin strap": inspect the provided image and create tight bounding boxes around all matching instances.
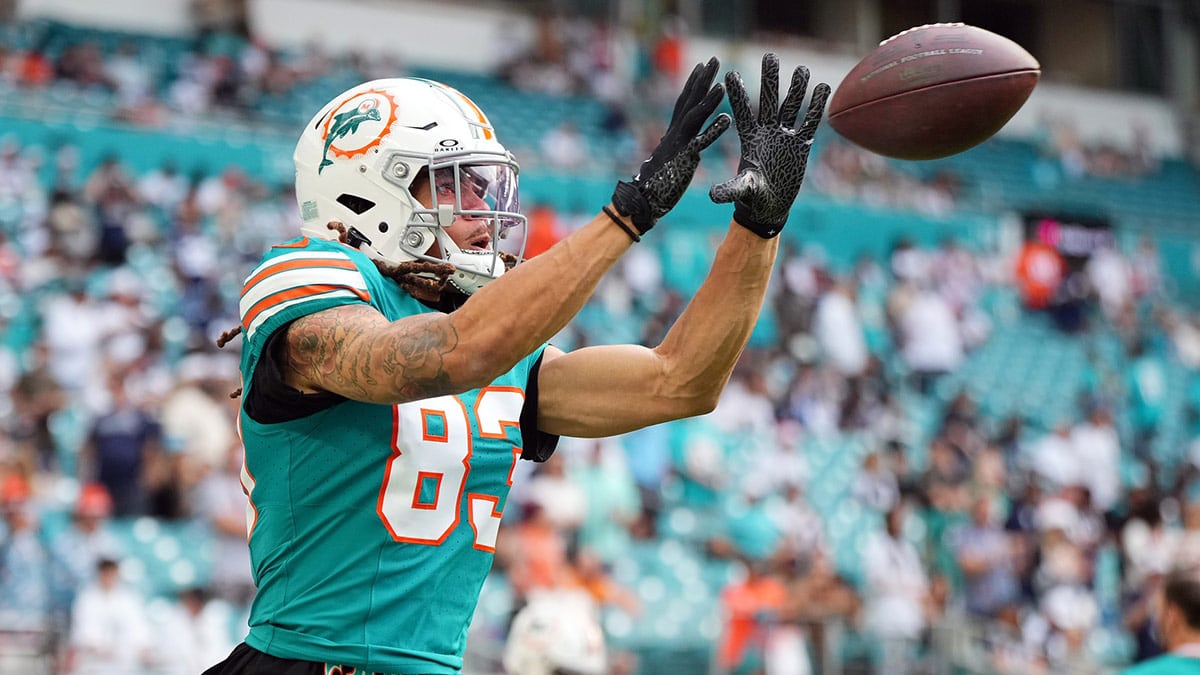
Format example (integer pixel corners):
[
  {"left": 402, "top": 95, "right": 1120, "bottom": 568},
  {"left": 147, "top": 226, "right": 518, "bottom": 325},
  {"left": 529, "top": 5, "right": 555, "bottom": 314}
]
[
  {"left": 344, "top": 226, "right": 373, "bottom": 250},
  {"left": 445, "top": 249, "right": 506, "bottom": 295}
]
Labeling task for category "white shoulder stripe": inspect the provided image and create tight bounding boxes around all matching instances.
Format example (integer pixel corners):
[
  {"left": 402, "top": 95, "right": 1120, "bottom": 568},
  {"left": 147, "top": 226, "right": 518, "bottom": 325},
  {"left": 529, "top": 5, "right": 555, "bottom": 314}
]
[
  {"left": 245, "top": 289, "right": 365, "bottom": 342},
  {"left": 242, "top": 250, "right": 357, "bottom": 285},
  {"left": 240, "top": 267, "right": 368, "bottom": 320}
]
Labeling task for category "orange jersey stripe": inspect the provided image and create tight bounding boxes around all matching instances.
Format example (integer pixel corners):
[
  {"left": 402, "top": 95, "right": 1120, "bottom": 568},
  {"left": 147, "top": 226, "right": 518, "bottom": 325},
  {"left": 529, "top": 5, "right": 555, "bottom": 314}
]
[
  {"left": 242, "top": 258, "right": 359, "bottom": 297},
  {"left": 241, "top": 283, "right": 370, "bottom": 331},
  {"left": 274, "top": 237, "right": 311, "bottom": 249}
]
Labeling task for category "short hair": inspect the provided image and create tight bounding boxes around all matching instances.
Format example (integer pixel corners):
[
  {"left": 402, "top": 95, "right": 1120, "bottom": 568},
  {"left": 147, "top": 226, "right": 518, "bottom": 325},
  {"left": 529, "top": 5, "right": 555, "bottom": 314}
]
[{"left": 1163, "top": 567, "right": 1200, "bottom": 630}]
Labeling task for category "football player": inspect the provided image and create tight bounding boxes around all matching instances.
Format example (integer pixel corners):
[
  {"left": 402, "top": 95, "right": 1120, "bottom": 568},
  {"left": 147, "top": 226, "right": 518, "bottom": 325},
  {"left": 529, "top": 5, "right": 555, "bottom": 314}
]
[{"left": 204, "top": 53, "right": 828, "bottom": 675}]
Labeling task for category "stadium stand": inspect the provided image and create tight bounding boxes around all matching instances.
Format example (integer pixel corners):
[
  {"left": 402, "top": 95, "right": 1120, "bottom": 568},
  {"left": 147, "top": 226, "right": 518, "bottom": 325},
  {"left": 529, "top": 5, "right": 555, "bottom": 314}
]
[{"left": 0, "top": 8, "right": 1198, "bottom": 675}]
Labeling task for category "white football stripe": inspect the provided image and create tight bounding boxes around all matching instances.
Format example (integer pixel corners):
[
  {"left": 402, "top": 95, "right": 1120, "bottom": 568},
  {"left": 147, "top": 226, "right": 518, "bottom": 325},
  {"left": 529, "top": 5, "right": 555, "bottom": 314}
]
[
  {"left": 240, "top": 266, "right": 368, "bottom": 320},
  {"left": 242, "top": 250, "right": 355, "bottom": 283},
  {"left": 241, "top": 250, "right": 358, "bottom": 291},
  {"left": 245, "top": 288, "right": 365, "bottom": 342}
]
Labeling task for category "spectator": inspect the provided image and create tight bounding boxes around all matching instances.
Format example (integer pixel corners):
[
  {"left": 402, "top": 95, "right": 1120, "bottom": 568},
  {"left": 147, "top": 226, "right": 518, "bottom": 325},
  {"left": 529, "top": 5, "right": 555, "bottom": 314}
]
[
  {"left": 954, "top": 496, "right": 1021, "bottom": 618},
  {"left": 1015, "top": 238, "right": 1065, "bottom": 311},
  {"left": 1130, "top": 236, "right": 1164, "bottom": 301},
  {"left": 985, "top": 602, "right": 1051, "bottom": 674},
  {"left": 812, "top": 277, "right": 869, "bottom": 378},
  {"left": 500, "top": 502, "right": 571, "bottom": 606},
  {"left": 40, "top": 281, "right": 106, "bottom": 401},
  {"left": 54, "top": 42, "right": 114, "bottom": 91},
  {"left": 0, "top": 138, "right": 40, "bottom": 206},
  {"left": 9, "top": 341, "right": 67, "bottom": 472},
  {"left": 136, "top": 160, "right": 190, "bottom": 213},
  {"left": 767, "top": 483, "right": 827, "bottom": 565},
  {"left": 567, "top": 547, "right": 639, "bottom": 616},
  {"left": 67, "top": 558, "right": 154, "bottom": 675},
  {"left": 96, "top": 267, "right": 156, "bottom": 367},
  {"left": 784, "top": 363, "right": 841, "bottom": 438},
  {"left": 77, "top": 375, "right": 164, "bottom": 517},
  {"left": 1040, "top": 584, "right": 1101, "bottom": 674},
  {"left": 742, "top": 420, "right": 810, "bottom": 500},
  {"left": 776, "top": 553, "right": 860, "bottom": 675},
  {"left": 43, "top": 185, "right": 96, "bottom": 262},
  {"left": 890, "top": 239, "right": 932, "bottom": 285},
  {"left": 160, "top": 351, "right": 238, "bottom": 478},
  {"left": 897, "top": 282, "right": 964, "bottom": 393},
  {"left": 717, "top": 558, "right": 788, "bottom": 674},
  {"left": 773, "top": 242, "right": 824, "bottom": 340},
  {"left": 1087, "top": 240, "right": 1133, "bottom": 322},
  {"left": 0, "top": 473, "right": 51, "bottom": 631},
  {"left": 82, "top": 155, "right": 136, "bottom": 210},
  {"left": 924, "top": 435, "right": 971, "bottom": 514},
  {"left": 1069, "top": 405, "right": 1123, "bottom": 514},
  {"left": 932, "top": 238, "right": 984, "bottom": 318},
  {"left": 1027, "top": 422, "right": 1080, "bottom": 493},
  {"left": 104, "top": 40, "right": 153, "bottom": 109},
  {"left": 14, "top": 46, "right": 53, "bottom": 87},
  {"left": 1123, "top": 496, "right": 1181, "bottom": 592},
  {"left": 156, "top": 587, "right": 238, "bottom": 675},
  {"left": 524, "top": 451, "right": 588, "bottom": 542},
  {"left": 862, "top": 504, "right": 930, "bottom": 674},
  {"left": 522, "top": 203, "right": 565, "bottom": 259},
  {"left": 711, "top": 370, "right": 776, "bottom": 435},
  {"left": 1037, "top": 484, "right": 1105, "bottom": 553},
  {"left": 851, "top": 452, "right": 900, "bottom": 513},
  {"left": 994, "top": 416, "right": 1027, "bottom": 472},
  {"left": 48, "top": 483, "right": 122, "bottom": 626}
]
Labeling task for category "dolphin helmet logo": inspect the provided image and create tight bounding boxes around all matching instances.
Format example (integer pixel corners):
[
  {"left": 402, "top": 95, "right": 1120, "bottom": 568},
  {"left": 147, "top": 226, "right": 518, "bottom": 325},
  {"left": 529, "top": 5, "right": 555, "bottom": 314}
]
[{"left": 318, "top": 89, "right": 398, "bottom": 174}]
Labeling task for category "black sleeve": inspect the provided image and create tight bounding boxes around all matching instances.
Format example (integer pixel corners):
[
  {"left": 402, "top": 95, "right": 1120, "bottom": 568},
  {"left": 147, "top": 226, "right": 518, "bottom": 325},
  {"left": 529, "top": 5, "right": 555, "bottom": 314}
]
[
  {"left": 244, "top": 323, "right": 348, "bottom": 424},
  {"left": 519, "top": 351, "right": 560, "bottom": 462}
]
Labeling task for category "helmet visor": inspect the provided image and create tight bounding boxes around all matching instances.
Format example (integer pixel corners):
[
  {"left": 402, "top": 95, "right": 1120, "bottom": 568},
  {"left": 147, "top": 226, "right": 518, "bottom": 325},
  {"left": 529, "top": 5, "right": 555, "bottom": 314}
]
[{"left": 426, "top": 159, "right": 526, "bottom": 260}]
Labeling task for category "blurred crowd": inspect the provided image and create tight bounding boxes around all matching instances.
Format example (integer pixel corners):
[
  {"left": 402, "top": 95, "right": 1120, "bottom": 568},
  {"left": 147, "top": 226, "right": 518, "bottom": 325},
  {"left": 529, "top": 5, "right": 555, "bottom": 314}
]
[
  {"left": 0, "top": 13, "right": 1198, "bottom": 675},
  {"left": 1033, "top": 114, "right": 1160, "bottom": 184},
  {"left": 0, "top": 16, "right": 971, "bottom": 217},
  {"left": 572, "top": 222, "right": 1200, "bottom": 674}
]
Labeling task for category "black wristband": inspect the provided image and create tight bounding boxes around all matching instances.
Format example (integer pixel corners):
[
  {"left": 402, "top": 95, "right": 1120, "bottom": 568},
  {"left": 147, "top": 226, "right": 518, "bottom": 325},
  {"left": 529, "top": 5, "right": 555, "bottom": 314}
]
[
  {"left": 733, "top": 202, "right": 785, "bottom": 239},
  {"left": 610, "top": 181, "right": 655, "bottom": 233},
  {"left": 603, "top": 206, "right": 641, "bottom": 243}
]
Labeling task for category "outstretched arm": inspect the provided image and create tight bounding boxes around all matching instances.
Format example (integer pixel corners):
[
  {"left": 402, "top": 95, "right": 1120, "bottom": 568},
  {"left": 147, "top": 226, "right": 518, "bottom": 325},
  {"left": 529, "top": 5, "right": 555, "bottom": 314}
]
[
  {"left": 281, "top": 214, "right": 633, "bottom": 403},
  {"left": 536, "top": 54, "right": 831, "bottom": 437},
  {"left": 280, "top": 59, "right": 730, "bottom": 405},
  {"left": 536, "top": 223, "right": 777, "bottom": 436}
]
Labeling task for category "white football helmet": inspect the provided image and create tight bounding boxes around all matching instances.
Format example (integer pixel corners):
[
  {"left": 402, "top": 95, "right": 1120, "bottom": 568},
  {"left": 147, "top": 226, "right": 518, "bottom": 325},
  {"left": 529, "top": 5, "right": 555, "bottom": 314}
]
[
  {"left": 294, "top": 78, "right": 525, "bottom": 296},
  {"left": 503, "top": 593, "right": 607, "bottom": 675}
]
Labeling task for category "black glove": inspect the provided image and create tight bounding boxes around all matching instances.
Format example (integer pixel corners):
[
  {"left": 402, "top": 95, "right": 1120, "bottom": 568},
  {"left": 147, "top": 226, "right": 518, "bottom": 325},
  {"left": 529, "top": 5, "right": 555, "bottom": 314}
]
[
  {"left": 710, "top": 53, "right": 831, "bottom": 239},
  {"left": 608, "top": 57, "right": 731, "bottom": 240}
]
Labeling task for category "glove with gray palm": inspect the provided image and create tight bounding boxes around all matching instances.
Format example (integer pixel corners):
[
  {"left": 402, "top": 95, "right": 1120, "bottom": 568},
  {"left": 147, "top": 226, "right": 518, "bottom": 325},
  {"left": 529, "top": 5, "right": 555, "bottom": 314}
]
[
  {"left": 608, "top": 57, "right": 731, "bottom": 241},
  {"left": 710, "top": 53, "right": 831, "bottom": 239}
]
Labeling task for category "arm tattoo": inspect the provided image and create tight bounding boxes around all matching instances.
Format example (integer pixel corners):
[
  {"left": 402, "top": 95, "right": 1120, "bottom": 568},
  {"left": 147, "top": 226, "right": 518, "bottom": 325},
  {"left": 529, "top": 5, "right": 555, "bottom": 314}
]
[{"left": 285, "top": 305, "right": 461, "bottom": 403}]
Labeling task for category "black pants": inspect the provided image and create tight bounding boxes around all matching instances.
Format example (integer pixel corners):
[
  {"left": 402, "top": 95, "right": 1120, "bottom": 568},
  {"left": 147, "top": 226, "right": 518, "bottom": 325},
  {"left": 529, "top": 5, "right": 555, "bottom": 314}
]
[
  {"left": 202, "top": 643, "right": 413, "bottom": 675},
  {"left": 203, "top": 643, "right": 325, "bottom": 675}
]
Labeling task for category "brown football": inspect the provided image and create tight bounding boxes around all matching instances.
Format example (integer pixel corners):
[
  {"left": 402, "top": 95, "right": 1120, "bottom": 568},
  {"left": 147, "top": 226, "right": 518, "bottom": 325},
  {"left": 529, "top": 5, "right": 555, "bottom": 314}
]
[{"left": 827, "top": 23, "right": 1040, "bottom": 160}]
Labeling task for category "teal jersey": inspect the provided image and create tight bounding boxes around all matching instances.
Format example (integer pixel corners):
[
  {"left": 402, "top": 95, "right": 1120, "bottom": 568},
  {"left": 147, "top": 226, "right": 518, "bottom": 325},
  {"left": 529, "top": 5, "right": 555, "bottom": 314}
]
[
  {"left": 236, "top": 237, "right": 544, "bottom": 673},
  {"left": 1123, "top": 654, "right": 1200, "bottom": 674}
]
